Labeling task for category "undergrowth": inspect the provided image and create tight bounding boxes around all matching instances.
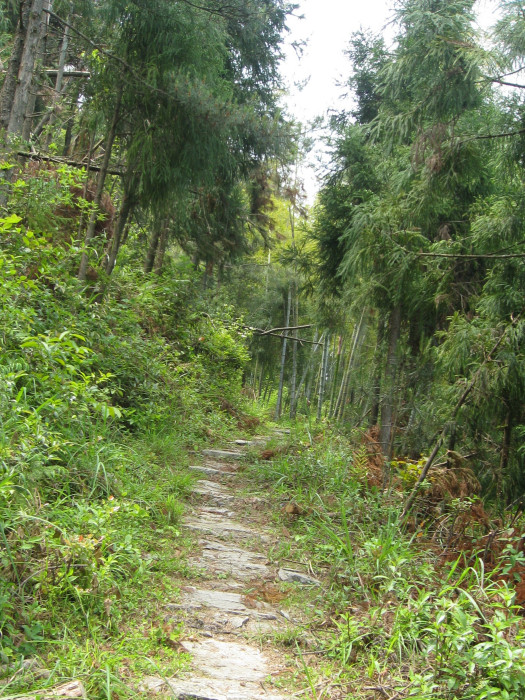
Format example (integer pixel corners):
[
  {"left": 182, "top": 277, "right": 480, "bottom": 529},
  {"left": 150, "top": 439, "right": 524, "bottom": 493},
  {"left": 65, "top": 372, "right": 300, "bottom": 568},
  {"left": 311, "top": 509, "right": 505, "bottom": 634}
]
[
  {"left": 248, "top": 425, "right": 525, "bottom": 700},
  {"left": 0, "top": 164, "right": 254, "bottom": 696}
]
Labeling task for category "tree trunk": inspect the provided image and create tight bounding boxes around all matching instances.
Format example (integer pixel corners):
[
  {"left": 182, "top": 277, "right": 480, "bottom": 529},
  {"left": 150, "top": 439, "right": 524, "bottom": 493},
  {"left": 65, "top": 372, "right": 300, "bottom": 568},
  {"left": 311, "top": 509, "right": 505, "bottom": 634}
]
[
  {"left": 497, "top": 409, "right": 512, "bottom": 504},
  {"left": 379, "top": 305, "right": 401, "bottom": 466},
  {"left": 33, "top": 2, "right": 71, "bottom": 142},
  {"left": 295, "top": 330, "right": 319, "bottom": 408},
  {"left": 447, "top": 422, "right": 457, "bottom": 455},
  {"left": 369, "top": 317, "right": 385, "bottom": 428},
  {"left": 275, "top": 286, "right": 292, "bottom": 420},
  {"left": 7, "top": 0, "right": 46, "bottom": 137},
  {"left": 62, "top": 85, "right": 81, "bottom": 156},
  {"left": 305, "top": 332, "right": 323, "bottom": 403},
  {"left": 317, "top": 332, "right": 330, "bottom": 422},
  {"left": 21, "top": 0, "right": 51, "bottom": 142},
  {"left": 154, "top": 224, "right": 169, "bottom": 274},
  {"left": 144, "top": 217, "right": 165, "bottom": 273},
  {"left": 201, "top": 259, "right": 214, "bottom": 289},
  {"left": 0, "top": 1, "right": 31, "bottom": 130},
  {"left": 78, "top": 85, "right": 122, "bottom": 281},
  {"left": 105, "top": 175, "right": 137, "bottom": 275},
  {"left": 289, "top": 286, "right": 299, "bottom": 419},
  {"left": 334, "top": 346, "right": 352, "bottom": 421},
  {"left": 257, "top": 363, "right": 264, "bottom": 399},
  {"left": 262, "top": 379, "right": 273, "bottom": 405},
  {"left": 329, "top": 336, "right": 344, "bottom": 419},
  {"left": 337, "top": 309, "right": 367, "bottom": 422}
]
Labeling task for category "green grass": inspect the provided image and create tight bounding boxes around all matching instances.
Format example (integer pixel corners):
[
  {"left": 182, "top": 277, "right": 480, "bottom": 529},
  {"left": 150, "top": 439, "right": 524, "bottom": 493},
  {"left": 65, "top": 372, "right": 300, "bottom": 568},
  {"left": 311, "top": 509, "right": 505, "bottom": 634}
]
[{"left": 245, "top": 421, "right": 525, "bottom": 700}]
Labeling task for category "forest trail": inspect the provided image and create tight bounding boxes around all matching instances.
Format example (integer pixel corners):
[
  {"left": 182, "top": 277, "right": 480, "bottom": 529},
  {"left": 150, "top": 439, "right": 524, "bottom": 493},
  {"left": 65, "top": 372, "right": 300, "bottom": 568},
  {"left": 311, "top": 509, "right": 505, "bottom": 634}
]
[{"left": 140, "top": 435, "right": 324, "bottom": 700}]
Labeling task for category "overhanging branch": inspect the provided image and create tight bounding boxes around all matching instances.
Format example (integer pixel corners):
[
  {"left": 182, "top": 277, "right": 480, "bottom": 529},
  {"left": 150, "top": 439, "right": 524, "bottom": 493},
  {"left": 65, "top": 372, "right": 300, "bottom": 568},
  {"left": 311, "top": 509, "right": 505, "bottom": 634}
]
[
  {"left": 458, "top": 127, "right": 525, "bottom": 143},
  {"left": 254, "top": 324, "right": 312, "bottom": 336},
  {"left": 416, "top": 250, "right": 525, "bottom": 260}
]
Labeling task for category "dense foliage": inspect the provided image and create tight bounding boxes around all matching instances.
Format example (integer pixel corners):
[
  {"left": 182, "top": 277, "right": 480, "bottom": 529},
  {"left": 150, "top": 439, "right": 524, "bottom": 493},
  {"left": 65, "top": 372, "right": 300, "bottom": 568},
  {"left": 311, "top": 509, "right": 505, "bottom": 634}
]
[
  {"left": 0, "top": 162, "right": 253, "bottom": 671},
  {"left": 307, "top": 0, "right": 525, "bottom": 505},
  {"left": 1, "top": 1, "right": 524, "bottom": 698}
]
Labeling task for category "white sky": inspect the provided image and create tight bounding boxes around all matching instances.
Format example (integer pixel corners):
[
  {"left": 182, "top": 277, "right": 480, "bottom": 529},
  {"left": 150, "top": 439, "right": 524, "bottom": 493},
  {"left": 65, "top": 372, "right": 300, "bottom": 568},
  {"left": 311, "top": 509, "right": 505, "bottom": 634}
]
[{"left": 280, "top": 0, "right": 502, "bottom": 200}]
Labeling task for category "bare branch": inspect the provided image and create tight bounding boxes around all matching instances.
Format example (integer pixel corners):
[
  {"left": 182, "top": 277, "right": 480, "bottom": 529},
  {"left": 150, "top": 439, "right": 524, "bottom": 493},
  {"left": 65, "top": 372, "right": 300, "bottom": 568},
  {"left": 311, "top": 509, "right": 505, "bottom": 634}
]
[
  {"left": 416, "top": 250, "right": 525, "bottom": 260},
  {"left": 489, "top": 78, "right": 525, "bottom": 89},
  {"left": 46, "top": 69, "right": 91, "bottom": 78},
  {"left": 481, "top": 65, "right": 525, "bottom": 81},
  {"left": 254, "top": 324, "right": 312, "bottom": 336},
  {"left": 458, "top": 127, "right": 525, "bottom": 143}
]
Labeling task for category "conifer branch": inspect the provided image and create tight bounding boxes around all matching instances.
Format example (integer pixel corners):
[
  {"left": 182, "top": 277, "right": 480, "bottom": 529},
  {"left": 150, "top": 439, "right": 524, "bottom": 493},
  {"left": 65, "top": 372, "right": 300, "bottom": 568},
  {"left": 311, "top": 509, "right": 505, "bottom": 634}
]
[{"left": 176, "top": 0, "right": 252, "bottom": 19}]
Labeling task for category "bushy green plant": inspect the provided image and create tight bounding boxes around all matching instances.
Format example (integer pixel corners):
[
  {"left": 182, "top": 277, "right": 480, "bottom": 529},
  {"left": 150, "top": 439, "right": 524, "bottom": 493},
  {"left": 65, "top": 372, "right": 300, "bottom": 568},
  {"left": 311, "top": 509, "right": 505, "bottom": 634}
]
[{"left": 0, "top": 165, "right": 251, "bottom": 664}]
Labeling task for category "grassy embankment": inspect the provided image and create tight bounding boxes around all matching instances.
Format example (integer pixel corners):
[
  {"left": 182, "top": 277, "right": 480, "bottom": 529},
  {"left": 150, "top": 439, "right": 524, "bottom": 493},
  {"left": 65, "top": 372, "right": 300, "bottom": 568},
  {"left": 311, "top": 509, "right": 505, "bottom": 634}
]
[{"left": 0, "top": 163, "right": 256, "bottom": 697}]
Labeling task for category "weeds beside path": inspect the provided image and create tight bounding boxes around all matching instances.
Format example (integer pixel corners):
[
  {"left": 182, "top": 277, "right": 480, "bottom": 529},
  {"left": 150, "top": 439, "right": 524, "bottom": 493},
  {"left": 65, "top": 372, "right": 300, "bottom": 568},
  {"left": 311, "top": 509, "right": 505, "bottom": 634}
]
[{"left": 3, "top": 426, "right": 525, "bottom": 700}]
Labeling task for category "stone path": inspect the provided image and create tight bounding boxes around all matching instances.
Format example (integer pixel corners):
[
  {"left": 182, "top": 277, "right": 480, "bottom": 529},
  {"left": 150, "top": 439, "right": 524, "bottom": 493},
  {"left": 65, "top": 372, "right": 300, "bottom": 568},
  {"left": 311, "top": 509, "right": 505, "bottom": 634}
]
[{"left": 142, "top": 440, "right": 318, "bottom": 699}]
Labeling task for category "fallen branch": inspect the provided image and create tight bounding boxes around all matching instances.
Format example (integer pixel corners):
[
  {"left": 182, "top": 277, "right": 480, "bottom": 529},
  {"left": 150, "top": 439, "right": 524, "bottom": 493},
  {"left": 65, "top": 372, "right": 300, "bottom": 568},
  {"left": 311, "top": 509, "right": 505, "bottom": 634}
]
[
  {"left": 17, "top": 151, "right": 124, "bottom": 176},
  {"left": 244, "top": 324, "right": 318, "bottom": 345},
  {"left": 395, "top": 239, "right": 525, "bottom": 260}
]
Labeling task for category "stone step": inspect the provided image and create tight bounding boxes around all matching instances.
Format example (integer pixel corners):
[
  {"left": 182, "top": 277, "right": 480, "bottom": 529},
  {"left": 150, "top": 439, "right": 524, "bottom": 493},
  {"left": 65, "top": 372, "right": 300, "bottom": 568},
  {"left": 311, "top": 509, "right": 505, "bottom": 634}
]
[
  {"left": 165, "top": 587, "right": 284, "bottom": 635},
  {"left": 140, "top": 638, "right": 288, "bottom": 698},
  {"left": 194, "top": 539, "right": 272, "bottom": 579},
  {"left": 188, "top": 465, "right": 235, "bottom": 477},
  {"left": 4, "top": 681, "right": 86, "bottom": 700},
  {"left": 140, "top": 675, "right": 287, "bottom": 699},
  {"left": 202, "top": 449, "right": 244, "bottom": 460},
  {"left": 192, "top": 480, "right": 235, "bottom": 502},
  {"left": 184, "top": 512, "right": 268, "bottom": 541}
]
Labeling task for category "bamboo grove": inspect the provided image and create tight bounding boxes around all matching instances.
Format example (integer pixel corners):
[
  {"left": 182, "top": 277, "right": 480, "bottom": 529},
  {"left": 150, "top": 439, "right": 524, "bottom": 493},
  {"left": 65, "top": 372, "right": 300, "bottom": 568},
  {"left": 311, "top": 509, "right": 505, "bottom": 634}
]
[
  {"left": 237, "top": 0, "right": 525, "bottom": 508},
  {"left": 0, "top": 0, "right": 524, "bottom": 508}
]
